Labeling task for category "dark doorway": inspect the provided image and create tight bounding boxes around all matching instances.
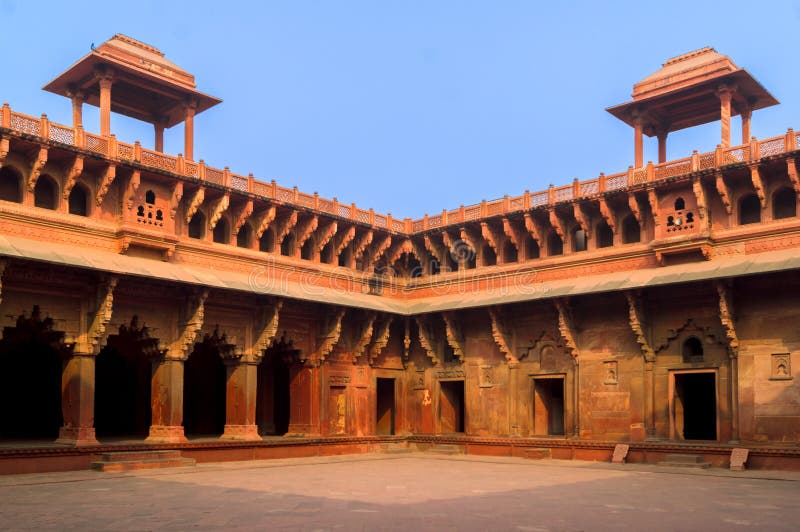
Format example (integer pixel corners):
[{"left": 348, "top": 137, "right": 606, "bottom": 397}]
[
  {"left": 184, "top": 340, "right": 227, "bottom": 437},
  {"left": 256, "top": 341, "right": 292, "bottom": 436},
  {"left": 439, "top": 380, "right": 465, "bottom": 433},
  {"left": 95, "top": 334, "right": 152, "bottom": 439},
  {"left": 533, "top": 377, "right": 565, "bottom": 436},
  {"left": 674, "top": 373, "right": 717, "bottom": 440},
  {"left": 376, "top": 378, "right": 395, "bottom": 435},
  {"left": 0, "top": 308, "right": 64, "bottom": 440}
]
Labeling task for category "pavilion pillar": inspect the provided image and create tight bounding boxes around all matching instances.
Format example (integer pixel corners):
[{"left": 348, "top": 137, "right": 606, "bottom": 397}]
[
  {"left": 572, "top": 360, "right": 580, "bottom": 438},
  {"left": 221, "top": 358, "right": 261, "bottom": 441},
  {"left": 740, "top": 104, "right": 752, "bottom": 145},
  {"left": 154, "top": 118, "right": 167, "bottom": 153},
  {"left": 508, "top": 361, "right": 520, "bottom": 437},
  {"left": 657, "top": 131, "right": 668, "bottom": 163},
  {"left": 67, "top": 89, "right": 85, "bottom": 130},
  {"left": 184, "top": 100, "right": 197, "bottom": 161},
  {"left": 146, "top": 356, "right": 188, "bottom": 443},
  {"left": 56, "top": 352, "right": 99, "bottom": 446},
  {"left": 644, "top": 358, "right": 657, "bottom": 439},
  {"left": 729, "top": 354, "right": 740, "bottom": 443},
  {"left": 718, "top": 85, "right": 735, "bottom": 148},
  {"left": 286, "top": 361, "right": 322, "bottom": 436},
  {"left": 633, "top": 118, "right": 644, "bottom": 168},
  {"left": 97, "top": 72, "right": 114, "bottom": 137}
]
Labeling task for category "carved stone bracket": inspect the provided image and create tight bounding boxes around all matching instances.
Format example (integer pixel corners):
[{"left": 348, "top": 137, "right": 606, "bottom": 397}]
[
  {"left": 293, "top": 214, "right": 319, "bottom": 256},
  {"left": 312, "top": 307, "right": 345, "bottom": 365},
  {"left": 692, "top": 176, "right": 708, "bottom": 222},
  {"left": 366, "top": 234, "right": 391, "bottom": 268},
  {"left": 27, "top": 146, "right": 48, "bottom": 191},
  {"left": 415, "top": 315, "right": 440, "bottom": 366},
  {"left": 124, "top": 170, "right": 141, "bottom": 210},
  {"left": 367, "top": 315, "right": 393, "bottom": 366},
  {"left": 647, "top": 189, "right": 660, "bottom": 227},
  {"left": 252, "top": 299, "right": 282, "bottom": 363},
  {"left": 62, "top": 155, "right": 84, "bottom": 199},
  {"left": 403, "top": 318, "right": 411, "bottom": 368},
  {"left": 171, "top": 288, "right": 208, "bottom": 360},
  {"left": 169, "top": 182, "right": 184, "bottom": 220},
  {"left": 715, "top": 172, "right": 732, "bottom": 215},
  {"left": 554, "top": 298, "right": 579, "bottom": 362},
  {"left": 0, "top": 136, "right": 9, "bottom": 167},
  {"left": 716, "top": 280, "right": 739, "bottom": 359},
  {"left": 787, "top": 158, "right": 800, "bottom": 193},
  {"left": 232, "top": 199, "right": 254, "bottom": 235},
  {"left": 333, "top": 225, "right": 356, "bottom": 258},
  {"left": 548, "top": 209, "right": 565, "bottom": 239},
  {"left": 442, "top": 312, "right": 465, "bottom": 363},
  {"left": 502, "top": 217, "right": 525, "bottom": 255},
  {"left": 480, "top": 222, "right": 503, "bottom": 258},
  {"left": 627, "top": 193, "right": 642, "bottom": 225},
  {"left": 351, "top": 311, "right": 376, "bottom": 363},
  {"left": 573, "top": 203, "right": 590, "bottom": 237},
  {"left": 599, "top": 198, "right": 616, "bottom": 234},
  {"left": 95, "top": 164, "right": 116, "bottom": 206},
  {"left": 81, "top": 275, "right": 119, "bottom": 355},
  {"left": 423, "top": 234, "right": 447, "bottom": 267},
  {"left": 353, "top": 229, "right": 374, "bottom": 263},
  {"left": 207, "top": 193, "right": 230, "bottom": 230},
  {"left": 315, "top": 220, "right": 338, "bottom": 253},
  {"left": 385, "top": 238, "right": 412, "bottom": 268},
  {"left": 489, "top": 306, "right": 518, "bottom": 365},
  {"left": 184, "top": 186, "right": 205, "bottom": 223},
  {"left": 625, "top": 290, "right": 655, "bottom": 363},
  {"left": 524, "top": 213, "right": 544, "bottom": 246},
  {"left": 275, "top": 210, "right": 299, "bottom": 246},
  {"left": 252, "top": 205, "right": 277, "bottom": 239},
  {"left": 748, "top": 163, "right": 766, "bottom": 208}
]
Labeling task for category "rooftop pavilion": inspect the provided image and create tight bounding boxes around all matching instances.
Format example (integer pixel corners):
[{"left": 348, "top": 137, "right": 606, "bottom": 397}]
[
  {"left": 42, "top": 34, "right": 221, "bottom": 161},
  {"left": 607, "top": 47, "right": 778, "bottom": 167}
]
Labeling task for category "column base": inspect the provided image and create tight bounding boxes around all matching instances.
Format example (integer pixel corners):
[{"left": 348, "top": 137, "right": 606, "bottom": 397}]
[
  {"left": 56, "top": 426, "right": 98, "bottom": 446},
  {"left": 145, "top": 425, "right": 187, "bottom": 444},
  {"left": 221, "top": 424, "right": 262, "bottom": 441}
]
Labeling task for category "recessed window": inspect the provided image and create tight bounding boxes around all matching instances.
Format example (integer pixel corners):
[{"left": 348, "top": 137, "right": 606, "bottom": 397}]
[
  {"left": 572, "top": 228, "right": 588, "bottom": 252},
  {"left": 773, "top": 187, "right": 796, "bottom": 219},
  {"left": 145, "top": 190, "right": 156, "bottom": 205},
  {"left": 0, "top": 167, "right": 22, "bottom": 203},
  {"left": 621, "top": 215, "right": 640, "bottom": 243},
  {"left": 188, "top": 212, "right": 206, "bottom": 239},
  {"left": 674, "top": 197, "right": 685, "bottom": 211},
  {"left": 682, "top": 336, "right": 704, "bottom": 363},
  {"left": 548, "top": 233, "right": 563, "bottom": 256},
  {"left": 596, "top": 221, "right": 614, "bottom": 248},
  {"left": 33, "top": 175, "right": 57, "bottom": 210},
  {"left": 213, "top": 218, "right": 229, "bottom": 244},
  {"left": 739, "top": 194, "right": 761, "bottom": 225},
  {"left": 237, "top": 224, "right": 252, "bottom": 248},
  {"left": 68, "top": 185, "right": 88, "bottom": 216}
]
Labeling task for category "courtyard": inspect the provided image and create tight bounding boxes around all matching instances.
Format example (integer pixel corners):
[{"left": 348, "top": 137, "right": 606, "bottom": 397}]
[{"left": 1, "top": 455, "right": 798, "bottom": 530}]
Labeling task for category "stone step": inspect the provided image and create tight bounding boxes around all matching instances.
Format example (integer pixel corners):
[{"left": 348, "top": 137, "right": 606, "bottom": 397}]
[
  {"left": 91, "top": 450, "right": 196, "bottom": 472},
  {"left": 427, "top": 444, "right": 463, "bottom": 455},
  {"left": 658, "top": 453, "right": 710, "bottom": 468},
  {"left": 522, "top": 447, "right": 552, "bottom": 460},
  {"left": 380, "top": 443, "right": 413, "bottom": 454}
]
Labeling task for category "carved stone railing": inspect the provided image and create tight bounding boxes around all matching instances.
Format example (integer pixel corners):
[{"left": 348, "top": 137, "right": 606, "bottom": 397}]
[{"left": 1, "top": 102, "right": 797, "bottom": 236}]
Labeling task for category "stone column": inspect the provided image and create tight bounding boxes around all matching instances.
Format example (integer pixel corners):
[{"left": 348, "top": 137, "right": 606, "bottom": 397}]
[
  {"left": 657, "top": 130, "right": 668, "bottom": 163},
  {"left": 67, "top": 89, "right": 85, "bottom": 130},
  {"left": 740, "top": 104, "right": 752, "bottom": 145},
  {"left": 98, "top": 74, "right": 114, "bottom": 137},
  {"left": 572, "top": 360, "right": 580, "bottom": 438},
  {"left": 644, "top": 359, "right": 656, "bottom": 439},
  {"left": 729, "top": 355, "right": 740, "bottom": 443},
  {"left": 184, "top": 100, "right": 197, "bottom": 161},
  {"left": 634, "top": 118, "right": 644, "bottom": 168},
  {"left": 718, "top": 85, "right": 735, "bottom": 148},
  {"left": 146, "top": 356, "right": 187, "bottom": 443},
  {"left": 154, "top": 118, "right": 166, "bottom": 153},
  {"left": 508, "top": 361, "right": 520, "bottom": 437},
  {"left": 221, "top": 358, "right": 261, "bottom": 441},
  {"left": 56, "top": 352, "right": 98, "bottom": 446},
  {"left": 286, "top": 361, "right": 322, "bottom": 436}
]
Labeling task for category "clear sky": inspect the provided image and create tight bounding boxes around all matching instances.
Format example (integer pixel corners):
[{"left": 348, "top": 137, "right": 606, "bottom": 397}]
[{"left": 1, "top": 0, "right": 798, "bottom": 219}]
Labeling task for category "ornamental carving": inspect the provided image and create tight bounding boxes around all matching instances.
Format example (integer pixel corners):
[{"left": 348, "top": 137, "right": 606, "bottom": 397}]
[
  {"left": 442, "top": 312, "right": 465, "bottom": 363},
  {"left": 625, "top": 291, "right": 655, "bottom": 363},
  {"left": 95, "top": 164, "right": 116, "bottom": 206},
  {"left": 62, "top": 155, "right": 84, "bottom": 199}
]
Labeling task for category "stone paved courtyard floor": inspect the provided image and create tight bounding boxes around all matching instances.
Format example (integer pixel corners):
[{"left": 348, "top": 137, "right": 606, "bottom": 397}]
[{"left": 1, "top": 454, "right": 799, "bottom": 531}]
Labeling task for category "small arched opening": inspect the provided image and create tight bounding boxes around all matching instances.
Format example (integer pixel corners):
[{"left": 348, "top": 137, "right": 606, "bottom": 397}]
[
  {"left": 280, "top": 233, "right": 295, "bottom": 256},
  {"left": 681, "top": 336, "right": 704, "bottom": 363},
  {"left": 739, "top": 194, "right": 761, "bottom": 225},
  {"left": 33, "top": 175, "right": 58, "bottom": 210},
  {"left": 572, "top": 227, "right": 588, "bottom": 252},
  {"left": 68, "top": 184, "right": 89, "bottom": 216},
  {"left": 502, "top": 239, "right": 518, "bottom": 263},
  {"left": 525, "top": 235, "right": 540, "bottom": 259},
  {"left": 188, "top": 211, "right": 206, "bottom": 239},
  {"left": 674, "top": 197, "right": 686, "bottom": 211},
  {"left": 596, "top": 220, "right": 614, "bottom": 248},
  {"left": 621, "top": 214, "right": 641, "bottom": 244},
  {"left": 236, "top": 224, "right": 252, "bottom": 249},
  {"left": 213, "top": 218, "right": 229, "bottom": 244},
  {"left": 773, "top": 187, "right": 797, "bottom": 220},
  {"left": 259, "top": 229, "right": 275, "bottom": 253},
  {"left": 547, "top": 233, "right": 563, "bottom": 256},
  {"left": 0, "top": 167, "right": 22, "bottom": 203}
]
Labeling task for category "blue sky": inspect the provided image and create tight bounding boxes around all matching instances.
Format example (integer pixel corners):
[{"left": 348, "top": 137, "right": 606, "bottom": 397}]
[{"left": 1, "top": 0, "right": 798, "bottom": 219}]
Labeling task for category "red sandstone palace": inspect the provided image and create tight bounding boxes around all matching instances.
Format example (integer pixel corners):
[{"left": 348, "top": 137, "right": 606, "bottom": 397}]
[{"left": 1, "top": 36, "right": 798, "bottom": 473}]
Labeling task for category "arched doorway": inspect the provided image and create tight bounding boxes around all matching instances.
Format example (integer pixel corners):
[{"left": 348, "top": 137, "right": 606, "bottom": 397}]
[
  {"left": 256, "top": 336, "right": 296, "bottom": 436},
  {"left": 183, "top": 329, "right": 228, "bottom": 437},
  {"left": 0, "top": 306, "right": 66, "bottom": 440},
  {"left": 95, "top": 317, "right": 157, "bottom": 439}
]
